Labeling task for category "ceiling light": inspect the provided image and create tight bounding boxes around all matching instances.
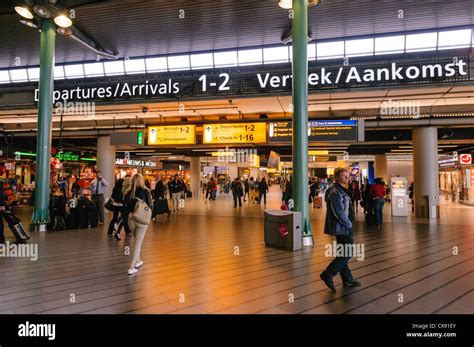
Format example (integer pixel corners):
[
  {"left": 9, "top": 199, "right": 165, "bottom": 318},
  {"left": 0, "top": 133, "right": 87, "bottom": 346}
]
[
  {"left": 278, "top": 0, "right": 320, "bottom": 9},
  {"left": 33, "top": 4, "right": 53, "bottom": 18},
  {"left": 19, "top": 19, "right": 37, "bottom": 28},
  {"left": 14, "top": 4, "right": 34, "bottom": 19},
  {"left": 54, "top": 13, "right": 72, "bottom": 28},
  {"left": 56, "top": 27, "right": 73, "bottom": 36}
]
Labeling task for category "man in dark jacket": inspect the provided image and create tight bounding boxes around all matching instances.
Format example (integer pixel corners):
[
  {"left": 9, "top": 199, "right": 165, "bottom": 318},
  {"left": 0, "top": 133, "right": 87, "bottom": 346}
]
[
  {"left": 258, "top": 177, "right": 269, "bottom": 205},
  {"left": 320, "top": 167, "right": 360, "bottom": 292},
  {"left": 231, "top": 178, "right": 243, "bottom": 208},
  {"left": 0, "top": 182, "right": 6, "bottom": 243},
  {"left": 168, "top": 175, "right": 184, "bottom": 213}
]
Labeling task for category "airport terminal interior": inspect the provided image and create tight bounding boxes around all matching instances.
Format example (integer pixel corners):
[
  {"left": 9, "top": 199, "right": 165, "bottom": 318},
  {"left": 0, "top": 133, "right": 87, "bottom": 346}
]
[{"left": 0, "top": 0, "right": 473, "bottom": 315}]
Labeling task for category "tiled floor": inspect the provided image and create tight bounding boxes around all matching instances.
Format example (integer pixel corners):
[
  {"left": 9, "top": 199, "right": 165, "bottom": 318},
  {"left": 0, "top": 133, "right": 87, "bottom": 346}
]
[{"left": 1, "top": 187, "right": 473, "bottom": 314}]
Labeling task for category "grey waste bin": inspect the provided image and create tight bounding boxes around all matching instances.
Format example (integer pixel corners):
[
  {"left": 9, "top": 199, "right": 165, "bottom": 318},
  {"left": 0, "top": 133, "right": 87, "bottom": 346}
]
[{"left": 264, "top": 210, "right": 302, "bottom": 251}]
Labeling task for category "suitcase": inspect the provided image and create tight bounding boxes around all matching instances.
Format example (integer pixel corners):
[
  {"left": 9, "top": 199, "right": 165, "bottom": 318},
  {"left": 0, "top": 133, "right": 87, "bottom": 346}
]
[
  {"left": 50, "top": 215, "right": 66, "bottom": 231},
  {"left": 2, "top": 211, "right": 30, "bottom": 243},
  {"left": 313, "top": 196, "right": 322, "bottom": 209},
  {"left": 154, "top": 199, "right": 170, "bottom": 216}
]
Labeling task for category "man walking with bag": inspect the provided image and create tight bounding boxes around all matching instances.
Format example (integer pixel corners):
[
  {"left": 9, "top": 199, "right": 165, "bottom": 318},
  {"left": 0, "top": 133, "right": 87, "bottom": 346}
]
[{"left": 320, "top": 167, "right": 361, "bottom": 292}]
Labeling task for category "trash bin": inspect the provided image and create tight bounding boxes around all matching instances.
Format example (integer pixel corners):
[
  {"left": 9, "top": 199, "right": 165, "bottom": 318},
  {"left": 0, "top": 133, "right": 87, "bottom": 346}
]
[
  {"left": 425, "top": 194, "right": 439, "bottom": 219},
  {"left": 264, "top": 210, "right": 302, "bottom": 251}
]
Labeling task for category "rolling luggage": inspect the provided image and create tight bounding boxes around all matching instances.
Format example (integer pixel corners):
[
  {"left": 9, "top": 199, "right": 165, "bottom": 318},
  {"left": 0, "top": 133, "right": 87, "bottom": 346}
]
[
  {"left": 154, "top": 199, "right": 170, "bottom": 216},
  {"left": 2, "top": 211, "right": 30, "bottom": 243}
]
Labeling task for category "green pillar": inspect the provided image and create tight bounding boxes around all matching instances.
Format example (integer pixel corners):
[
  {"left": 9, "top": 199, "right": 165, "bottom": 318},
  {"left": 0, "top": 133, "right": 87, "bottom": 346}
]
[
  {"left": 31, "top": 19, "right": 55, "bottom": 229},
  {"left": 292, "top": 0, "right": 312, "bottom": 244}
]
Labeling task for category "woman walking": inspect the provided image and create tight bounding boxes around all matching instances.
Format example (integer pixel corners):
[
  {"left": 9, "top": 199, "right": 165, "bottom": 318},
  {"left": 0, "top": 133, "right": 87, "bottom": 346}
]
[
  {"left": 108, "top": 178, "right": 124, "bottom": 239},
  {"left": 124, "top": 174, "right": 152, "bottom": 275}
]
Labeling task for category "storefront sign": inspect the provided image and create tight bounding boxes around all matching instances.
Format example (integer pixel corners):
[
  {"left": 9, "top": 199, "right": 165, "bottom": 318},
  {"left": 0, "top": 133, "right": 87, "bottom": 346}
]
[
  {"left": 203, "top": 123, "right": 266, "bottom": 144},
  {"left": 438, "top": 157, "right": 458, "bottom": 168},
  {"left": 56, "top": 151, "right": 79, "bottom": 161},
  {"left": 19, "top": 54, "right": 470, "bottom": 106},
  {"left": 269, "top": 120, "right": 358, "bottom": 143},
  {"left": 460, "top": 154, "right": 472, "bottom": 165},
  {"left": 148, "top": 125, "right": 196, "bottom": 145},
  {"left": 115, "top": 158, "right": 157, "bottom": 167}
]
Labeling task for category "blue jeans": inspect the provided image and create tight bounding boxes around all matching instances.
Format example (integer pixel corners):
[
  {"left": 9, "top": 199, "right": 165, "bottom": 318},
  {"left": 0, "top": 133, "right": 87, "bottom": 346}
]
[
  {"left": 325, "top": 230, "right": 354, "bottom": 283},
  {"left": 374, "top": 198, "right": 384, "bottom": 226}
]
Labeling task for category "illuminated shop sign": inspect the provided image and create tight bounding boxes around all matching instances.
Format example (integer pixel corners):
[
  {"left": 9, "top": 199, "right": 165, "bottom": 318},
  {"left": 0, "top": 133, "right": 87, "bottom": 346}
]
[{"left": 115, "top": 159, "right": 157, "bottom": 167}]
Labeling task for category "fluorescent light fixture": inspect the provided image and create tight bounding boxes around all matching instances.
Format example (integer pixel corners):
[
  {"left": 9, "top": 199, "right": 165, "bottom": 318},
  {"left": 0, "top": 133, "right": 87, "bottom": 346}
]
[
  {"left": 54, "top": 65, "right": 65, "bottom": 80},
  {"left": 27, "top": 67, "right": 39, "bottom": 81},
  {"left": 124, "top": 59, "right": 146, "bottom": 74},
  {"left": 167, "top": 55, "right": 190, "bottom": 71},
  {"left": 238, "top": 49, "right": 263, "bottom": 65},
  {"left": 0, "top": 70, "right": 11, "bottom": 84},
  {"left": 190, "top": 53, "right": 213, "bottom": 69},
  {"left": 145, "top": 57, "right": 167, "bottom": 72},
  {"left": 9, "top": 68, "right": 28, "bottom": 82},
  {"left": 317, "top": 41, "right": 344, "bottom": 59},
  {"left": 83, "top": 62, "right": 104, "bottom": 77},
  {"left": 213, "top": 51, "right": 238, "bottom": 67},
  {"left": 375, "top": 35, "right": 405, "bottom": 55},
  {"left": 64, "top": 64, "right": 84, "bottom": 79},
  {"left": 104, "top": 61, "right": 124, "bottom": 75},
  {"left": 345, "top": 38, "right": 374, "bottom": 57},
  {"left": 438, "top": 29, "right": 472, "bottom": 49},
  {"left": 406, "top": 33, "right": 437, "bottom": 52},
  {"left": 263, "top": 46, "right": 289, "bottom": 64}
]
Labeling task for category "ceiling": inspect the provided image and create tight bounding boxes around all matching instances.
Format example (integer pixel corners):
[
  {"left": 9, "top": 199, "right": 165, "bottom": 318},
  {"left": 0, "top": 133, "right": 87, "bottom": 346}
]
[{"left": 1, "top": 0, "right": 473, "bottom": 68}]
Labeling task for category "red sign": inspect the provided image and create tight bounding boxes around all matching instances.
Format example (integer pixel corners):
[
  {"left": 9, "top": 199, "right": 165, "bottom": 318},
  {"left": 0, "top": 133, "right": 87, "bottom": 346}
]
[{"left": 460, "top": 154, "right": 472, "bottom": 165}]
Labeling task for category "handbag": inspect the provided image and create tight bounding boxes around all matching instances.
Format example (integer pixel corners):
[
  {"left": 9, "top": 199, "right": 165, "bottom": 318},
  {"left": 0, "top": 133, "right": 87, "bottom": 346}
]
[
  {"left": 130, "top": 193, "right": 152, "bottom": 225},
  {"left": 104, "top": 198, "right": 115, "bottom": 211}
]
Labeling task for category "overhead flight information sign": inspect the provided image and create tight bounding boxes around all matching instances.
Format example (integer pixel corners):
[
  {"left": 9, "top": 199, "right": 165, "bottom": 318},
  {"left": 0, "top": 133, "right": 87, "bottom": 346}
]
[
  {"left": 268, "top": 120, "right": 358, "bottom": 142},
  {"left": 147, "top": 125, "right": 196, "bottom": 145},
  {"left": 203, "top": 123, "right": 267, "bottom": 144}
]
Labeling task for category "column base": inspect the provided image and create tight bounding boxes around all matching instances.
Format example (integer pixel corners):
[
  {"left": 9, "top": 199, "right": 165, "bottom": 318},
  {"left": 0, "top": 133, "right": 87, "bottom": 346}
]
[
  {"left": 302, "top": 234, "right": 314, "bottom": 246},
  {"left": 415, "top": 205, "right": 440, "bottom": 219}
]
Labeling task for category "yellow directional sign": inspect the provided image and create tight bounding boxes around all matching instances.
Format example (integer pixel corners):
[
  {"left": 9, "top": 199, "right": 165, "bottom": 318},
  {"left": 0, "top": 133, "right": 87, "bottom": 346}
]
[
  {"left": 203, "top": 123, "right": 266, "bottom": 144},
  {"left": 147, "top": 125, "right": 196, "bottom": 145}
]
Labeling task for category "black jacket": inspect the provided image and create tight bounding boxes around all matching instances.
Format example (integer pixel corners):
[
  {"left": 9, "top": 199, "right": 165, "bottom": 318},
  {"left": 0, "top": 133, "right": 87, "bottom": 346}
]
[
  {"left": 154, "top": 180, "right": 167, "bottom": 199},
  {"left": 111, "top": 184, "right": 124, "bottom": 203},
  {"left": 0, "top": 183, "right": 6, "bottom": 207},
  {"left": 124, "top": 187, "right": 152, "bottom": 214},
  {"left": 168, "top": 179, "right": 184, "bottom": 194},
  {"left": 258, "top": 180, "right": 268, "bottom": 193}
]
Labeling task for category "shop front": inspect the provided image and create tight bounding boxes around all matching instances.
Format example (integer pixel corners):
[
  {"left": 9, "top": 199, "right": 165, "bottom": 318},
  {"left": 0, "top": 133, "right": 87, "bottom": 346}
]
[{"left": 439, "top": 154, "right": 474, "bottom": 203}]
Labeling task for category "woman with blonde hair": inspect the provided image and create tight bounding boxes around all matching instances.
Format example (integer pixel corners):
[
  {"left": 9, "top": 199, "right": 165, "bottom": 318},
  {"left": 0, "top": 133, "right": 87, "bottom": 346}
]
[{"left": 124, "top": 173, "right": 152, "bottom": 275}]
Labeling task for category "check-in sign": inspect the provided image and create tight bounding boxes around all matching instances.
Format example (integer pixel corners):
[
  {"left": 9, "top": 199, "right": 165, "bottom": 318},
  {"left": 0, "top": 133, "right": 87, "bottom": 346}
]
[
  {"left": 203, "top": 123, "right": 266, "bottom": 144},
  {"left": 148, "top": 125, "right": 196, "bottom": 145}
]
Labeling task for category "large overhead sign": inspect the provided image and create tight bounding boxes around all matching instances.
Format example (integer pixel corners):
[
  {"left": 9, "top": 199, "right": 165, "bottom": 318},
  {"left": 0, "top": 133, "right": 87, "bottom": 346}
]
[
  {"left": 268, "top": 120, "right": 358, "bottom": 142},
  {"left": 147, "top": 125, "right": 196, "bottom": 145},
  {"left": 203, "top": 123, "right": 267, "bottom": 144},
  {"left": 22, "top": 54, "right": 470, "bottom": 106}
]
